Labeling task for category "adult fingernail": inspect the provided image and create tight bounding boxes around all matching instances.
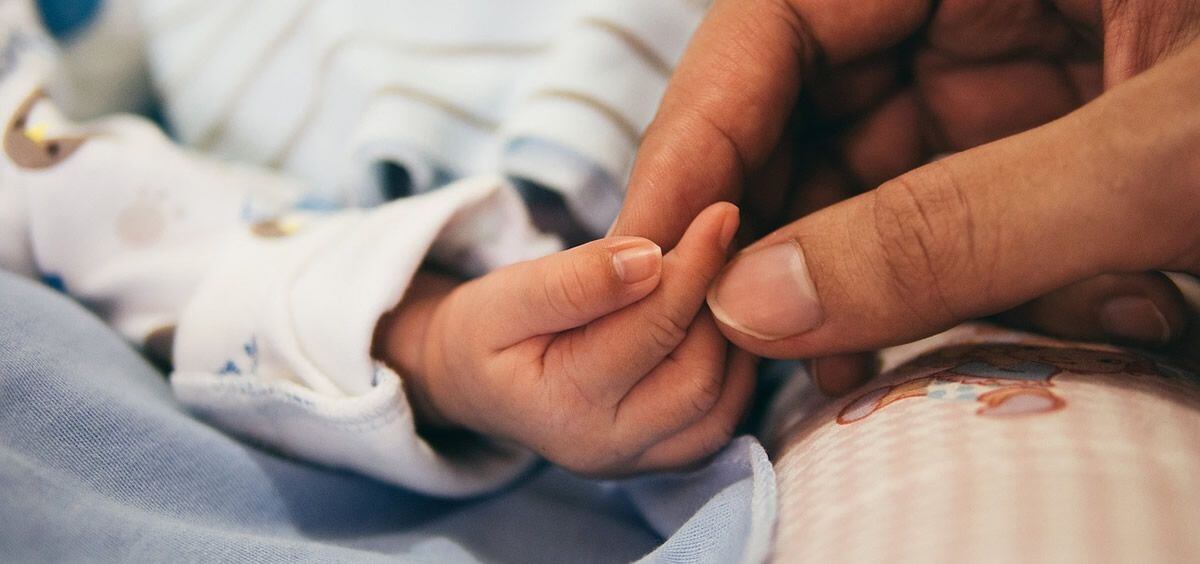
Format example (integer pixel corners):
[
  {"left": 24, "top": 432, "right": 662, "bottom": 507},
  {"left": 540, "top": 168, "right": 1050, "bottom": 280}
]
[
  {"left": 708, "top": 240, "right": 822, "bottom": 340},
  {"left": 612, "top": 241, "right": 662, "bottom": 284},
  {"left": 1098, "top": 296, "right": 1172, "bottom": 344}
]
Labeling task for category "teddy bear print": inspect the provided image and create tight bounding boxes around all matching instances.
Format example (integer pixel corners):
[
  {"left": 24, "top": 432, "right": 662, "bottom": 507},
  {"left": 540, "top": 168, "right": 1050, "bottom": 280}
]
[
  {"left": 4, "top": 89, "right": 89, "bottom": 169},
  {"left": 837, "top": 344, "right": 1160, "bottom": 424}
]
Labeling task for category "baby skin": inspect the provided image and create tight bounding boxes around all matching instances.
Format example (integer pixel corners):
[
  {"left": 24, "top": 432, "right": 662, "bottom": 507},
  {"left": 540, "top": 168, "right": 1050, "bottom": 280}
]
[{"left": 373, "top": 203, "right": 755, "bottom": 477}]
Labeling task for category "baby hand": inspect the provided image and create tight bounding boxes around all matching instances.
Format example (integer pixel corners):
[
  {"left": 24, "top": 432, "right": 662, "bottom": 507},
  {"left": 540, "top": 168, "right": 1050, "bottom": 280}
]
[{"left": 375, "top": 203, "right": 755, "bottom": 477}]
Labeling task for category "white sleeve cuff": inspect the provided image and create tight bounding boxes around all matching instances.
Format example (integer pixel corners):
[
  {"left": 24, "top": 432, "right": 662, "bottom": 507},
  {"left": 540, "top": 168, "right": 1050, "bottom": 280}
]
[{"left": 172, "top": 176, "right": 560, "bottom": 496}]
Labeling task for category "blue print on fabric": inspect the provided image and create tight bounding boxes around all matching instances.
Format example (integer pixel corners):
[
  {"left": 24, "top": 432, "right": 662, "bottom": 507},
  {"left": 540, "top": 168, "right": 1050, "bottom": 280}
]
[
  {"left": 37, "top": 0, "right": 102, "bottom": 41},
  {"left": 217, "top": 336, "right": 259, "bottom": 376},
  {"left": 244, "top": 337, "right": 258, "bottom": 360}
]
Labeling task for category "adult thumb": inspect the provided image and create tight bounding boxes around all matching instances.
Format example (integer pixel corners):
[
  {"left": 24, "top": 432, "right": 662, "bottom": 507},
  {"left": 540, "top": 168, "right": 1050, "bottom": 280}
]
[{"left": 705, "top": 43, "right": 1200, "bottom": 359}]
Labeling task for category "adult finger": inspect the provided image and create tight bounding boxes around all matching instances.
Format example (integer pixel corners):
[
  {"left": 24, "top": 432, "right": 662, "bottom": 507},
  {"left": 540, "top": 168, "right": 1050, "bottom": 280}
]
[
  {"left": 610, "top": 0, "right": 931, "bottom": 247},
  {"left": 807, "top": 352, "right": 876, "bottom": 396},
  {"left": 705, "top": 41, "right": 1200, "bottom": 358},
  {"left": 999, "top": 272, "right": 1189, "bottom": 346}
]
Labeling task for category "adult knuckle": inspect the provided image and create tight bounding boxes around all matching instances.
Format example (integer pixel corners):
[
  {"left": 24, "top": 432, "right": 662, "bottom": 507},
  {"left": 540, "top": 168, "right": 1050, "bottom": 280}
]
[
  {"left": 870, "top": 165, "right": 984, "bottom": 320},
  {"left": 1104, "top": 0, "right": 1200, "bottom": 66}
]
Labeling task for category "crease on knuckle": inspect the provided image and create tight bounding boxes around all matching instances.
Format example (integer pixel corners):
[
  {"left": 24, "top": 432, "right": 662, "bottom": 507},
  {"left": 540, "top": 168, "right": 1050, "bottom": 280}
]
[
  {"left": 645, "top": 311, "right": 690, "bottom": 352},
  {"left": 870, "top": 165, "right": 984, "bottom": 325},
  {"left": 685, "top": 369, "right": 723, "bottom": 420},
  {"left": 546, "top": 333, "right": 603, "bottom": 409},
  {"left": 772, "top": 0, "right": 824, "bottom": 74},
  {"left": 1105, "top": 0, "right": 1200, "bottom": 67},
  {"left": 546, "top": 259, "right": 593, "bottom": 320},
  {"left": 690, "top": 107, "right": 751, "bottom": 193}
]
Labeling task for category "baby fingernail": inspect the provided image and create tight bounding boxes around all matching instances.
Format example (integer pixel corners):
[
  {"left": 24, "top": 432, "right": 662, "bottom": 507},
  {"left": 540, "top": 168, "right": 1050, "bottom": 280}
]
[
  {"left": 718, "top": 205, "right": 739, "bottom": 252},
  {"left": 612, "top": 241, "right": 662, "bottom": 284},
  {"left": 707, "top": 240, "right": 823, "bottom": 340},
  {"left": 1099, "top": 296, "right": 1172, "bottom": 344}
]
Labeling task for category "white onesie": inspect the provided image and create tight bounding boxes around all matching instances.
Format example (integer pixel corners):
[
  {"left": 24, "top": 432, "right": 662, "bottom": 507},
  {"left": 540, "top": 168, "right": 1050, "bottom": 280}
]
[
  {"left": 0, "top": 0, "right": 559, "bottom": 497},
  {"left": 1, "top": 0, "right": 707, "bottom": 496}
]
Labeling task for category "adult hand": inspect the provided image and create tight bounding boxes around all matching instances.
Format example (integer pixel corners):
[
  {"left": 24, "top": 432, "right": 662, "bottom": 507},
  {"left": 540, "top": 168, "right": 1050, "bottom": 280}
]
[{"left": 611, "top": 0, "right": 1200, "bottom": 393}]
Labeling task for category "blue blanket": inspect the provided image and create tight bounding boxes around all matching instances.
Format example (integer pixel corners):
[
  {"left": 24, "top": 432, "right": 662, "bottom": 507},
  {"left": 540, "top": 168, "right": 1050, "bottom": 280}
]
[{"left": 0, "top": 271, "right": 775, "bottom": 563}]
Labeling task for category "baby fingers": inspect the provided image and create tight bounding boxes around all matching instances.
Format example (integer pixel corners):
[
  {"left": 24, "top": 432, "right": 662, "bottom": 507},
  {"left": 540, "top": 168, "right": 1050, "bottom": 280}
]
[
  {"left": 464, "top": 236, "right": 665, "bottom": 350},
  {"left": 541, "top": 202, "right": 739, "bottom": 405},
  {"left": 557, "top": 343, "right": 757, "bottom": 477},
  {"left": 627, "top": 348, "right": 757, "bottom": 473}
]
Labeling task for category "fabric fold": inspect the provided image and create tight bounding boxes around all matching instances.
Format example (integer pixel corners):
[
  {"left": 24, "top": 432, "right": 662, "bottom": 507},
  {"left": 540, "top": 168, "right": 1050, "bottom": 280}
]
[{"left": 174, "top": 177, "right": 558, "bottom": 496}]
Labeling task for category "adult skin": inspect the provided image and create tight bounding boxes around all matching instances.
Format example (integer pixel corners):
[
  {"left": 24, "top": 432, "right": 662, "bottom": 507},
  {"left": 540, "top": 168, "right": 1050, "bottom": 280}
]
[{"left": 611, "top": 0, "right": 1200, "bottom": 392}]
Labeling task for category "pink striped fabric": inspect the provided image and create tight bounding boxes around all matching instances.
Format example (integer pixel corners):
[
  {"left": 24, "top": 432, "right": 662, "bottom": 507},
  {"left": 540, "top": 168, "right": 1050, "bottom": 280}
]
[{"left": 768, "top": 324, "right": 1200, "bottom": 563}]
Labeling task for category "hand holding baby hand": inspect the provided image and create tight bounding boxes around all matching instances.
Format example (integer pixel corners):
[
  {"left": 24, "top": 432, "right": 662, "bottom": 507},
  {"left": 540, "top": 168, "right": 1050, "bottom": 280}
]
[{"left": 376, "top": 204, "right": 754, "bottom": 477}]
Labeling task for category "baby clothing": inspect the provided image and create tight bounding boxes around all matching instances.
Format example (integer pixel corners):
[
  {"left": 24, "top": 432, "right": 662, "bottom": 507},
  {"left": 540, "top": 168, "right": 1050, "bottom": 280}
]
[
  {"left": 136, "top": 0, "right": 707, "bottom": 234},
  {"left": 0, "top": 270, "right": 778, "bottom": 563},
  {"left": 0, "top": 0, "right": 706, "bottom": 496}
]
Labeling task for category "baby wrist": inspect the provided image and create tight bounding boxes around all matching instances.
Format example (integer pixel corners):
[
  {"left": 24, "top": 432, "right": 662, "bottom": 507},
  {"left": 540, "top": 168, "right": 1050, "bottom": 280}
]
[{"left": 371, "top": 272, "right": 461, "bottom": 430}]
